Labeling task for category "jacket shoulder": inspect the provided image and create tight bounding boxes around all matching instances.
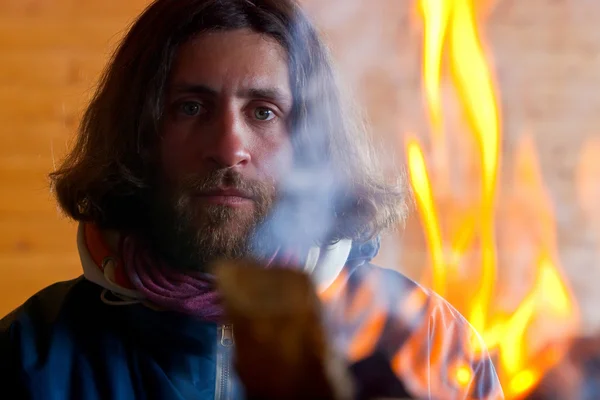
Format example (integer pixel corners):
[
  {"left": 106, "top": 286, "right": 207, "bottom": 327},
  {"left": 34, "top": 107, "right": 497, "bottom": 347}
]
[
  {"left": 0, "top": 277, "right": 88, "bottom": 333},
  {"left": 0, "top": 277, "right": 93, "bottom": 393},
  {"left": 348, "top": 263, "right": 504, "bottom": 399}
]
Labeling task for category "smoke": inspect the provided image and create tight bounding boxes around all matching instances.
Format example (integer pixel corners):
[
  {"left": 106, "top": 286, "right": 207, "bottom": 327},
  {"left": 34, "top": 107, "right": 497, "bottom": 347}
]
[
  {"left": 246, "top": 0, "right": 407, "bottom": 258},
  {"left": 251, "top": 164, "right": 340, "bottom": 252}
]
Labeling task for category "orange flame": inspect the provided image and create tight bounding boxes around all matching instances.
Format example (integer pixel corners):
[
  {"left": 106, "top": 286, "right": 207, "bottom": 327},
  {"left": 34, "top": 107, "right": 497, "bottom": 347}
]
[
  {"left": 405, "top": 0, "right": 579, "bottom": 398},
  {"left": 576, "top": 137, "right": 600, "bottom": 242}
]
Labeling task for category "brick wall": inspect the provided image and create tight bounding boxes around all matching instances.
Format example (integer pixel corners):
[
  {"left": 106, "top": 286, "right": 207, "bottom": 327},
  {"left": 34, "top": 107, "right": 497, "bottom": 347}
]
[
  {"left": 307, "top": 0, "right": 600, "bottom": 334},
  {"left": 1, "top": 0, "right": 599, "bottom": 334}
]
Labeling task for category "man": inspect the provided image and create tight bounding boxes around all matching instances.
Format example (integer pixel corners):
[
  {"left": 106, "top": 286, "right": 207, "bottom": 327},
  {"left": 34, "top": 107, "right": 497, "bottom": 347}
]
[{"left": 0, "top": 0, "right": 504, "bottom": 399}]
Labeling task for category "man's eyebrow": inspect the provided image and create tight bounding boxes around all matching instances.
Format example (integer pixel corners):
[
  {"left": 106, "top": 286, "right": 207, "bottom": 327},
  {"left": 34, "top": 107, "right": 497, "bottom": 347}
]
[
  {"left": 237, "top": 87, "right": 292, "bottom": 107},
  {"left": 170, "top": 83, "right": 218, "bottom": 96},
  {"left": 169, "top": 83, "right": 292, "bottom": 107}
]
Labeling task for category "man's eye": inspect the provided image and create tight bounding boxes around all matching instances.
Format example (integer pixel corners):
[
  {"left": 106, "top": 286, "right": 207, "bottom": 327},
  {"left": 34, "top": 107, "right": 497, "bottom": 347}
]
[
  {"left": 179, "top": 101, "right": 203, "bottom": 116},
  {"left": 254, "top": 107, "right": 275, "bottom": 121}
]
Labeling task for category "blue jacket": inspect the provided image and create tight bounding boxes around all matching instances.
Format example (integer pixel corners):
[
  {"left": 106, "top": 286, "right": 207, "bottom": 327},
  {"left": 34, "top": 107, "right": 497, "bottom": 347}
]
[{"left": 0, "top": 237, "right": 503, "bottom": 399}]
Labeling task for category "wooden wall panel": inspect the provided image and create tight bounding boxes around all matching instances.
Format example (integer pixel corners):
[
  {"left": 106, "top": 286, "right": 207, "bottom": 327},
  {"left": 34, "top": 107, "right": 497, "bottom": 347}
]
[{"left": 0, "top": 0, "right": 150, "bottom": 317}]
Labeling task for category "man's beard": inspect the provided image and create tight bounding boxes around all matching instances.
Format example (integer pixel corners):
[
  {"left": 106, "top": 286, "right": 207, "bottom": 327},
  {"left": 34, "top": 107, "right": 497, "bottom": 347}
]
[{"left": 142, "top": 169, "right": 277, "bottom": 272}]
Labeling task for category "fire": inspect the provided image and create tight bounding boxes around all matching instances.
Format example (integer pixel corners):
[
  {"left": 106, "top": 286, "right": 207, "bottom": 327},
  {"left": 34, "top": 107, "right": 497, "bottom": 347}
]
[
  {"left": 402, "top": 0, "right": 579, "bottom": 398},
  {"left": 577, "top": 137, "right": 600, "bottom": 242}
]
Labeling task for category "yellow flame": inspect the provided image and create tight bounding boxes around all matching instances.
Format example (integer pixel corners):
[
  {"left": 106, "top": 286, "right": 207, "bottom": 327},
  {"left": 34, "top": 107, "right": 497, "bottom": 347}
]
[
  {"left": 498, "top": 294, "right": 535, "bottom": 376},
  {"left": 536, "top": 253, "right": 573, "bottom": 319},
  {"left": 405, "top": 0, "right": 578, "bottom": 398},
  {"left": 415, "top": 0, "right": 500, "bottom": 334},
  {"left": 455, "top": 363, "right": 474, "bottom": 387},
  {"left": 419, "top": 0, "right": 452, "bottom": 136},
  {"left": 508, "top": 370, "right": 537, "bottom": 397},
  {"left": 447, "top": 0, "right": 500, "bottom": 333},
  {"left": 406, "top": 137, "right": 446, "bottom": 296}
]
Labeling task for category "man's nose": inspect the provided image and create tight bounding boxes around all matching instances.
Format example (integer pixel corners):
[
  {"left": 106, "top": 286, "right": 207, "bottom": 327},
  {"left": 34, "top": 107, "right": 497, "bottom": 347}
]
[{"left": 204, "top": 110, "right": 251, "bottom": 168}]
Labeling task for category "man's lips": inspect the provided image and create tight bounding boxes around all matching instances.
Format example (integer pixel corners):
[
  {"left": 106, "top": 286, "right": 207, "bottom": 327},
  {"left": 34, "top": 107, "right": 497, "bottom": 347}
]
[{"left": 194, "top": 188, "right": 254, "bottom": 206}]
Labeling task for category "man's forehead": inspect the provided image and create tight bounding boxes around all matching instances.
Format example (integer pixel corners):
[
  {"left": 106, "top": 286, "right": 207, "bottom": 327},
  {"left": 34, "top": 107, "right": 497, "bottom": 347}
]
[{"left": 169, "top": 29, "right": 291, "bottom": 95}]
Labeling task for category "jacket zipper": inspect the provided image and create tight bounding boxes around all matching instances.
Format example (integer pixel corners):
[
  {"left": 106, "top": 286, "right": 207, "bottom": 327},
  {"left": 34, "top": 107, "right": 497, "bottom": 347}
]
[{"left": 215, "top": 324, "right": 234, "bottom": 400}]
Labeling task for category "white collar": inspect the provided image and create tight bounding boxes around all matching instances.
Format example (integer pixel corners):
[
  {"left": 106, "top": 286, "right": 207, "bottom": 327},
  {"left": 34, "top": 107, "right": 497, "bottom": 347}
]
[{"left": 77, "top": 223, "right": 351, "bottom": 299}]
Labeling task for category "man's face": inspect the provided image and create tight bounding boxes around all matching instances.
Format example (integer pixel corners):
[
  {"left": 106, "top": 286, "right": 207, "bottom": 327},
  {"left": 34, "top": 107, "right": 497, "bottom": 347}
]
[{"left": 149, "top": 29, "right": 294, "bottom": 270}]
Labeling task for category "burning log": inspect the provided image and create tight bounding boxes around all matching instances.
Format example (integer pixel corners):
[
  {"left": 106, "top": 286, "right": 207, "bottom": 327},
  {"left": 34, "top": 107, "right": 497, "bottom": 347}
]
[{"left": 215, "top": 259, "right": 355, "bottom": 400}]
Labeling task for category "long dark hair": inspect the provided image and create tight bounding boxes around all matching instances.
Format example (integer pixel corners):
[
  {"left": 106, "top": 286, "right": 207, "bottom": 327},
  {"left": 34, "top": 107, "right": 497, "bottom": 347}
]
[{"left": 50, "top": 0, "right": 406, "bottom": 243}]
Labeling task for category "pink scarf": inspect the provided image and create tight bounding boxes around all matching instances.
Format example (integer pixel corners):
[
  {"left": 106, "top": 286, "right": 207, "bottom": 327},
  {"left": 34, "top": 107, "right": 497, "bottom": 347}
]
[{"left": 120, "top": 234, "right": 300, "bottom": 322}]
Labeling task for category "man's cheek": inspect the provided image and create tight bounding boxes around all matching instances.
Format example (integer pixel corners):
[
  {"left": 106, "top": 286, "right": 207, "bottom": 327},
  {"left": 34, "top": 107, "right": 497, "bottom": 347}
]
[{"left": 159, "top": 139, "right": 195, "bottom": 181}]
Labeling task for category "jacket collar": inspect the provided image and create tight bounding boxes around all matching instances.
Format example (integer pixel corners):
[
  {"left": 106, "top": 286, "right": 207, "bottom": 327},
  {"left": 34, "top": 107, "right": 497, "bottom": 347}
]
[{"left": 77, "top": 223, "right": 358, "bottom": 299}]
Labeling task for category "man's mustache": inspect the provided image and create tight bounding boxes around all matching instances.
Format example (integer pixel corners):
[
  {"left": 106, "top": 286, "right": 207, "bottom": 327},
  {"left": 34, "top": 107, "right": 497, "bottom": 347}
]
[{"left": 177, "top": 170, "right": 273, "bottom": 201}]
